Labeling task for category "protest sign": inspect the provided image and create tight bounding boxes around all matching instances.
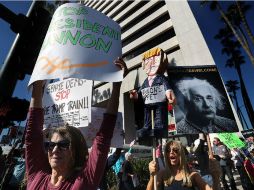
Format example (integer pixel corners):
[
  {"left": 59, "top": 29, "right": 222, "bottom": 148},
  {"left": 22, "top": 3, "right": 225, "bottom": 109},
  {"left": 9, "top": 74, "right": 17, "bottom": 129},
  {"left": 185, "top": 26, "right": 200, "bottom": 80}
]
[
  {"left": 43, "top": 78, "right": 92, "bottom": 128},
  {"left": 167, "top": 65, "right": 238, "bottom": 134},
  {"left": 29, "top": 3, "right": 122, "bottom": 86},
  {"left": 79, "top": 107, "right": 124, "bottom": 147},
  {"left": 218, "top": 133, "right": 246, "bottom": 149},
  {"left": 241, "top": 129, "right": 254, "bottom": 139},
  {"left": 141, "top": 85, "right": 166, "bottom": 104}
]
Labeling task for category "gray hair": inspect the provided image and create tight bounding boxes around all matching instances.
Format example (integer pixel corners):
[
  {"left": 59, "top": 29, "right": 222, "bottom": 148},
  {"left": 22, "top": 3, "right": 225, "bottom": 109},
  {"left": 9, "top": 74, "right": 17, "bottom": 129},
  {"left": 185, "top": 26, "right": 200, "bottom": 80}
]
[{"left": 176, "top": 77, "right": 225, "bottom": 111}]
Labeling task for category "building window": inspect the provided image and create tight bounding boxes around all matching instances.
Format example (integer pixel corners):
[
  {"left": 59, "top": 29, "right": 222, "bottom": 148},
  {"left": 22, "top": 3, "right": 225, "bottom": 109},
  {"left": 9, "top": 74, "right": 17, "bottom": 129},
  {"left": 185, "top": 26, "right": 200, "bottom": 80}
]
[
  {"left": 117, "top": 1, "right": 149, "bottom": 24},
  {"left": 121, "top": 1, "right": 166, "bottom": 33},
  {"left": 122, "top": 13, "right": 170, "bottom": 47},
  {"left": 123, "top": 28, "right": 176, "bottom": 60}
]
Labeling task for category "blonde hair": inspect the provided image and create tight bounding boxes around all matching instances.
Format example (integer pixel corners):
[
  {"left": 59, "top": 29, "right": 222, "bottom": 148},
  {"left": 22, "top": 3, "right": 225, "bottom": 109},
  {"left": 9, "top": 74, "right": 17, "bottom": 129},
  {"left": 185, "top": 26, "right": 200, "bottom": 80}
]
[
  {"left": 141, "top": 47, "right": 169, "bottom": 74},
  {"left": 163, "top": 140, "right": 192, "bottom": 187}
]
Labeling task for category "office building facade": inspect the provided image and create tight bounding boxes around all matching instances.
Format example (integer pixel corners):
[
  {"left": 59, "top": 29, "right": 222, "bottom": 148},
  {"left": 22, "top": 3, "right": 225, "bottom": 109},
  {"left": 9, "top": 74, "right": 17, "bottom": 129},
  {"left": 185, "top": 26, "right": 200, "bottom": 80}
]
[{"left": 82, "top": 0, "right": 242, "bottom": 142}]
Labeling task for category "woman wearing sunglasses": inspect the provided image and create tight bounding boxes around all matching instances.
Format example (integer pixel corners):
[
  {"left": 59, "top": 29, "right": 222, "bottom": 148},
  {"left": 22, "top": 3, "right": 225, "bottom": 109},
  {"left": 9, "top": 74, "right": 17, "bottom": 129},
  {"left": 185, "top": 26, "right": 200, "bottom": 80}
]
[
  {"left": 25, "top": 58, "right": 128, "bottom": 190},
  {"left": 147, "top": 140, "right": 221, "bottom": 190}
]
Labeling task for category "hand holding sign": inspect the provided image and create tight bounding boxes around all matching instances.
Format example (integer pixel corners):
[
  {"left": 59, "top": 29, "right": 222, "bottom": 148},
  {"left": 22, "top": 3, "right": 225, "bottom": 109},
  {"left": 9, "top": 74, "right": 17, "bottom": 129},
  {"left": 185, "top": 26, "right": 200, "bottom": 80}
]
[
  {"left": 114, "top": 57, "right": 129, "bottom": 78},
  {"left": 129, "top": 90, "right": 138, "bottom": 100},
  {"left": 166, "top": 90, "right": 176, "bottom": 105}
]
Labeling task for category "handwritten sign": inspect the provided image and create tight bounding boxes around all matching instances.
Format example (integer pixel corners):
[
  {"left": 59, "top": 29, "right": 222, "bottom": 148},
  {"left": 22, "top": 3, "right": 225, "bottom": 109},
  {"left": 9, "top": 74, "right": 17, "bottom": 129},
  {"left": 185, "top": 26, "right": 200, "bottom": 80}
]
[
  {"left": 43, "top": 78, "right": 92, "bottom": 128},
  {"left": 141, "top": 85, "right": 166, "bottom": 104},
  {"left": 29, "top": 3, "right": 122, "bottom": 86},
  {"left": 218, "top": 133, "right": 246, "bottom": 149},
  {"left": 79, "top": 107, "right": 124, "bottom": 147}
]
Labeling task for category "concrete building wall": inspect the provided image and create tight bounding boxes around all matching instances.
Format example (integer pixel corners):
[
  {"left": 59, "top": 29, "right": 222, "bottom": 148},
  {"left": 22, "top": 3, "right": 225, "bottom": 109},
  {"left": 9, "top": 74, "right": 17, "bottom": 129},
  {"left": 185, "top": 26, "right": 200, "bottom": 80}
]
[{"left": 83, "top": 0, "right": 243, "bottom": 143}]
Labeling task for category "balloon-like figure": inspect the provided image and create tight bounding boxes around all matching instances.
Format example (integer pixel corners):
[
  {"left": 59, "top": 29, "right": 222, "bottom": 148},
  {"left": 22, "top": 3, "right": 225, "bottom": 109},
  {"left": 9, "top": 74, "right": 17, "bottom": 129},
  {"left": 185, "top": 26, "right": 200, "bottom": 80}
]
[{"left": 130, "top": 48, "right": 176, "bottom": 138}]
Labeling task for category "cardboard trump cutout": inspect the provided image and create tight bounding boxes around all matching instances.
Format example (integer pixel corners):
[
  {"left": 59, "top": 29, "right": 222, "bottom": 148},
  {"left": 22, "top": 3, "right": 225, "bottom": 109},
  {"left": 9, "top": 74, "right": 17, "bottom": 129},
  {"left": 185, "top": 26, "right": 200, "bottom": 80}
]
[{"left": 130, "top": 48, "right": 175, "bottom": 138}]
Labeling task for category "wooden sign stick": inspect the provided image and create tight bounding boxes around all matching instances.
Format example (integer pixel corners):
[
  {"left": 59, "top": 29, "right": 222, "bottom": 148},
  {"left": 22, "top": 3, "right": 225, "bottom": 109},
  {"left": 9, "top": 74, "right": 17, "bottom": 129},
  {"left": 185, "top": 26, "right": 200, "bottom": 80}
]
[
  {"left": 151, "top": 109, "right": 157, "bottom": 190},
  {"left": 206, "top": 133, "right": 214, "bottom": 158}
]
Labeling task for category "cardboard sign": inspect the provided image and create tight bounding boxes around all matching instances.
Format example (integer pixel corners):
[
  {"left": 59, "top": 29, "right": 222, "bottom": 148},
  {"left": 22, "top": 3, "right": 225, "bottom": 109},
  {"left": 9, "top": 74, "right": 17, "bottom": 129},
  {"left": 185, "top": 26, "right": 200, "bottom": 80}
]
[
  {"left": 29, "top": 3, "right": 122, "bottom": 86},
  {"left": 79, "top": 107, "right": 124, "bottom": 147},
  {"left": 43, "top": 78, "right": 92, "bottom": 128},
  {"left": 218, "top": 133, "right": 246, "bottom": 149},
  {"left": 141, "top": 85, "right": 166, "bottom": 104}
]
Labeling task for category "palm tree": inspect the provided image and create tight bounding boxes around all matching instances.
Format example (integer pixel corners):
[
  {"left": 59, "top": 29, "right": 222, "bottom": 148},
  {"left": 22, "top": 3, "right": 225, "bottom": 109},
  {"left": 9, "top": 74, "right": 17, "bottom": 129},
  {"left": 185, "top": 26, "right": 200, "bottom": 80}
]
[
  {"left": 224, "top": 46, "right": 254, "bottom": 128},
  {"left": 226, "top": 80, "right": 249, "bottom": 129},
  {"left": 201, "top": 1, "right": 254, "bottom": 128},
  {"left": 201, "top": 0, "right": 254, "bottom": 65},
  {"left": 235, "top": 1, "right": 254, "bottom": 45},
  {"left": 215, "top": 29, "right": 254, "bottom": 127}
]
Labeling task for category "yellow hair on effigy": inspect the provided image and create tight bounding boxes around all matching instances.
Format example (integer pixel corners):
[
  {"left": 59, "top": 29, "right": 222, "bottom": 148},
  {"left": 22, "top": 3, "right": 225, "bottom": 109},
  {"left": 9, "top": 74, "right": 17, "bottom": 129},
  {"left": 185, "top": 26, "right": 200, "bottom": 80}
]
[{"left": 142, "top": 47, "right": 162, "bottom": 60}]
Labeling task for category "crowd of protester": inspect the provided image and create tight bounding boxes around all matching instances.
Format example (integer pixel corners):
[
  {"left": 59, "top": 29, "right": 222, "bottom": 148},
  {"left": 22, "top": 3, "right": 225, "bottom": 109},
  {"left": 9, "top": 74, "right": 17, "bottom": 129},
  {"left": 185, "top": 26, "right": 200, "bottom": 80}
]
[
  {"left": 1, "top": 134, "right": 254, "bottom": 190},
  {"left": 0, "top": 62, "right": 254, "bottom": 189}
]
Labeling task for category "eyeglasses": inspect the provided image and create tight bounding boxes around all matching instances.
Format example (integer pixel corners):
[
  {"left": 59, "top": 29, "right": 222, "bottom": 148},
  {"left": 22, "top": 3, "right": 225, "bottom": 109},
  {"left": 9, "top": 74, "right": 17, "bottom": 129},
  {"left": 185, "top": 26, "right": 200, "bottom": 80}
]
[
  {"left": 44, "top": 140, "right": 70, "bottom": 152},
  {"left": 167, "top": 147, "right": 179, "bottom": 154}
]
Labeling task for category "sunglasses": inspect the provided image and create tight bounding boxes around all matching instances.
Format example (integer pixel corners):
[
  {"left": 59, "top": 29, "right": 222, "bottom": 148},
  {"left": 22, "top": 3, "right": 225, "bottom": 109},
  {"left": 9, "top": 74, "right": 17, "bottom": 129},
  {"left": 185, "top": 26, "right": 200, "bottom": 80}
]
[
  {"left": 44, "top": 140, "right": 70, "bottom": 152},
  {"left": 167, "top": 147, "right": 179, "bottom": 154}
]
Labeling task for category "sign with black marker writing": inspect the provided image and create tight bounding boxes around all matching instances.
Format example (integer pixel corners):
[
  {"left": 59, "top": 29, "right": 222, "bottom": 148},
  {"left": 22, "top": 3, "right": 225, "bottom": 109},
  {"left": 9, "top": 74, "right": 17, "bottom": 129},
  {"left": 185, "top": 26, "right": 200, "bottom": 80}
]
[
  {"left": 141, "top": 85, "right": 166, "bottom": 104},
  {"left": 43, "top": 78, "right": 92, "bottom": 128},
  {"left": 79, "top": 107, "right": 124, "bottom": 147}
]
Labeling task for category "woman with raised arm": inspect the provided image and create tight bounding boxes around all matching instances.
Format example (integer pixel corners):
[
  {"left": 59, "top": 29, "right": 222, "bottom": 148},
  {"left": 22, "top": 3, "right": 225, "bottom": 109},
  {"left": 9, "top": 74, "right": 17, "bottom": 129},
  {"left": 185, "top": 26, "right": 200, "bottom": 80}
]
[{"left": 25, "top": 58, "right": 128, "bottom": 190}]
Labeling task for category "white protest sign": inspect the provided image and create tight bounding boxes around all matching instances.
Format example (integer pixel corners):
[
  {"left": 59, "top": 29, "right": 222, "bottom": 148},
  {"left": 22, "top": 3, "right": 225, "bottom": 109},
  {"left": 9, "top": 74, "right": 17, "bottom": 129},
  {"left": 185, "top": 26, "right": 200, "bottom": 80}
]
[
  {"left": 43, "top": 78, "right": 92, "bottom": 128},
  {"left": 79, "top": 107, "right": 124, "bottom": 147},
  {"left": 141, "top": 85, "right": 166, "bottom": 104},
  {"left": 29, "top": 3, "right": 122, "bottom": 86}
]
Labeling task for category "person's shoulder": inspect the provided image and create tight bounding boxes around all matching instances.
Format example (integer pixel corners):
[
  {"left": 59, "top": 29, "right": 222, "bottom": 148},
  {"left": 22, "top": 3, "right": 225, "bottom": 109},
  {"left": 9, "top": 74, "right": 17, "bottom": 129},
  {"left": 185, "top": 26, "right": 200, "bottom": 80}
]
[
  {"left": 190, "top": 171, "right": 200, "bottom": 178},
  {"left": 190, "top": 171, "right": 206, "bottom": 188}
]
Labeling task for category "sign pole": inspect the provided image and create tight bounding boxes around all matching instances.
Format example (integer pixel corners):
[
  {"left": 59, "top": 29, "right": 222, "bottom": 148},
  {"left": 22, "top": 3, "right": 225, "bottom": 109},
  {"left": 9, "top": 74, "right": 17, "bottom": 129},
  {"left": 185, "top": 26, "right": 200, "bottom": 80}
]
[
  {"left": 206, "top": 134, "right": 213, "bottom": 158},
  {"left": 151, "top": 109, "right": 157, "bottom": 190}
]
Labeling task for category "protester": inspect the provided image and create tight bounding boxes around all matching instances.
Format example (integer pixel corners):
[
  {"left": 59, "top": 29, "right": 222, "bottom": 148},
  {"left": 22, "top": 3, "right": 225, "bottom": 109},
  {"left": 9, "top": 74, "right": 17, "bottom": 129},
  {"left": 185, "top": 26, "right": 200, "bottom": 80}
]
[
  {"left": 176, "top": 77, "right": 237, "bottom": 134},
  {"left": 112, "top": 141, "right": 135, "bottom": 190},
  {"left": 0, "top": 140, "right": 21, "bottom": 189},
  {"left": 213, "top": 137, "right": 237, "bottom": 190},
  {"left": 146, "top": 140, "right": 221, "bottom": 190},
  {"left": 112, "top": 150, "right": 127, "bottom": 190},
  {"left": 0, "top": 146, "right": 5, "bottom": 178},
  {"left": 121, "top": 152, "right": 135, "bottom": 190},
  {"left": 243, "top": 151, "right": 254, "bottom": 185},
  {"left": 246, "top": 136, "right": 254, "bottom": 153},
  {"left": 6, "top": 148, "right": 25, "bottom": 190},
  {"left": 231, "top": 148, "right": 254, "bottom": 190},
  {"left": 193, "top": 134, "right": 210, "bottom": 177},
  {"left": 25, "top": 58, "right": 128, "bottom": 190},
  {"left": 98, "top": 148, "right": 122, "bottom": 190}
]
